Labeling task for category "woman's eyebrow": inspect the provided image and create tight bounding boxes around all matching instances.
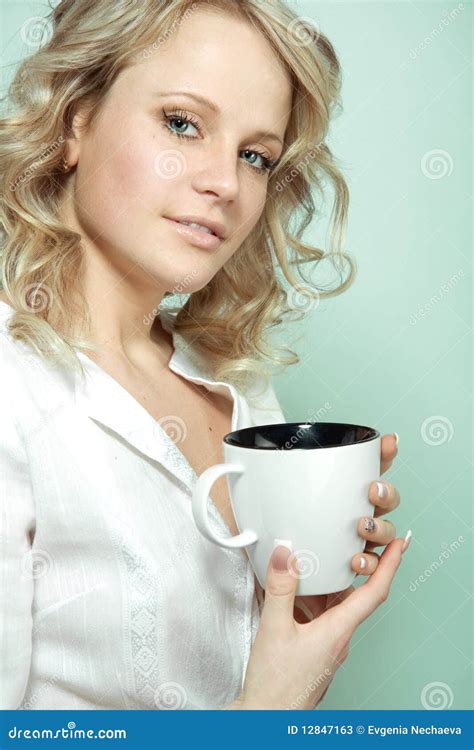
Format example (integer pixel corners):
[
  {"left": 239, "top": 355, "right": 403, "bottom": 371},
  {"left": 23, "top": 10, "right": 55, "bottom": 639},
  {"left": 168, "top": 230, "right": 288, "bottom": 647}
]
[{"left": 155, "top": 89, "right": 284, "bottom": 146}]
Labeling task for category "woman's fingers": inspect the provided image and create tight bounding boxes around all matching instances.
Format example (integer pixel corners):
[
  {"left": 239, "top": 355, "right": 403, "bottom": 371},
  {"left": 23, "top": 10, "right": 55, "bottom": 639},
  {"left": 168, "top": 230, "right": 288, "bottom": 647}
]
[
  {"left": 368, "top": 480, "right": 401, "bottom": 517},
  {"left": 261, "top": 545, "right": 300, "bottom": 634},
  {"left": 358, "top": 516, "right": 397, "bottom": 546},
  {"left": 352, "top": 550, "right": 380, "bottom": 576},
  {"left": 380, "top": 433, "right": 399, "bottom": 475},
  {"left": 326, "top": 537, "right": 405, "bottom": 633}
]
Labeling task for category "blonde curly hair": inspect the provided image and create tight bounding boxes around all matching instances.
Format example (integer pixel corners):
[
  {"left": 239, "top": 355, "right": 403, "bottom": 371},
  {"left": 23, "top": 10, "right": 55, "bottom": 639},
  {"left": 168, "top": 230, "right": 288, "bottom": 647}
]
[{"left": 0, "top": 0, "right": 356, "bottom": 397}]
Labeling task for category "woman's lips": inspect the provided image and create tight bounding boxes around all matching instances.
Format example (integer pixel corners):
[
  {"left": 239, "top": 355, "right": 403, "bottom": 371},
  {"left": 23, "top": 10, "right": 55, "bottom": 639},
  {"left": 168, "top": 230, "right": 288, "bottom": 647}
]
[{"left": 163, "top": 217, "right": 223, "bottom": 250}]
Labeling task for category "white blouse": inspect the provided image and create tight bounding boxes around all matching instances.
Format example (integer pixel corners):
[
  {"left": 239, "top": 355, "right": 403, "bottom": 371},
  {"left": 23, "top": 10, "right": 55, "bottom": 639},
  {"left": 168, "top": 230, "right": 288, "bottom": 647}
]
[{"left": 0, "top": 300, "right": 286, "bottom": 710}]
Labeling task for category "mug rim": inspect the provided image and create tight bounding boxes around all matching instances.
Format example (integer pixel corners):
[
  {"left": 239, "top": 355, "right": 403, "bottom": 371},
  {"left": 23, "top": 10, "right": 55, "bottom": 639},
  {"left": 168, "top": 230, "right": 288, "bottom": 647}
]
[{"left": 223, "top": 421, "right": 381, "bottom": 450}]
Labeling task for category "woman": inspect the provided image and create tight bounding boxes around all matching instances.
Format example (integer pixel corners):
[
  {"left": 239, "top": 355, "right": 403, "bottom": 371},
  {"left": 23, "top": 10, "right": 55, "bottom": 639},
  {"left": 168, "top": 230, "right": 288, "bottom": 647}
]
[{"left": 0, "top": 0, "right": 411, "bottom": 710}]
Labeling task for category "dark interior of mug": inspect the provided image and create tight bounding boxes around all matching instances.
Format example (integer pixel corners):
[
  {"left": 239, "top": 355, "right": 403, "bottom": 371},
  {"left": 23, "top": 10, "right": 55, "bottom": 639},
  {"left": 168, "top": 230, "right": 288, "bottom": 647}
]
[{"left": 224, "top": 422, "right": 379, "bottom": 450}]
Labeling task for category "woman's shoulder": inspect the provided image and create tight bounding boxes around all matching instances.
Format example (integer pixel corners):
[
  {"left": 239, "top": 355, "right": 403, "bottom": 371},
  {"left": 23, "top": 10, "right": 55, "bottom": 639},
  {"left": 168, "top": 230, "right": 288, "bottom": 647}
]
[
  {"left": 0, "top": 297, "right": 36, "bottom": 379},
  {"left": 0, "top": 302, "right": 32, "bottom": 446},
  {"left": 0, "top": 295, "right": 74, "bottom": 415},
  {"left": 0, "top": 297, "right": 27, "bottom": 372}
]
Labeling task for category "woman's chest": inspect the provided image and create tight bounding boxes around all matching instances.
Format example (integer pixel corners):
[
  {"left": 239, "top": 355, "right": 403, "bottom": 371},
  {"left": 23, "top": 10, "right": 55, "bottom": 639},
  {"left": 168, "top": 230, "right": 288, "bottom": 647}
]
[
  {"left": 105, "top": 364, "right": 241, "bottom": 537},
  {"left": 164, "top": 380, "right": 240, "bottom": 536}
]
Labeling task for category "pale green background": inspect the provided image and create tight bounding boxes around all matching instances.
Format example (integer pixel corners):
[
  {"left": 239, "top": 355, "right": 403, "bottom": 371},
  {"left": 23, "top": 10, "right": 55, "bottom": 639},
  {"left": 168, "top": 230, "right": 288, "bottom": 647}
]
[{"left": 1, "top": 0, "right": 472, "bottom": 711}]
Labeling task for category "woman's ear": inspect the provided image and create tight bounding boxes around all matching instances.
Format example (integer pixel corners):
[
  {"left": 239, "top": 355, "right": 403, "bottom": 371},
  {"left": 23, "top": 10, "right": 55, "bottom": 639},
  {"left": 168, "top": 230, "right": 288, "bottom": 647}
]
[{"left": 63, "top": 102, "right": 94, "bottom": 169}]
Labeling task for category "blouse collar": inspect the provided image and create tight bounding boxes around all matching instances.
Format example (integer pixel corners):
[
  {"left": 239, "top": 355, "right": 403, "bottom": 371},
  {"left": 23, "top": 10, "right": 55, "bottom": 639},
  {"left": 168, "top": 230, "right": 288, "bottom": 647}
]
[
  {"left": 73, "top": 309, "right": 240, "bottom": 493},
  {"left": 0, "top": 300, "right": 239, "bottom": 493}
]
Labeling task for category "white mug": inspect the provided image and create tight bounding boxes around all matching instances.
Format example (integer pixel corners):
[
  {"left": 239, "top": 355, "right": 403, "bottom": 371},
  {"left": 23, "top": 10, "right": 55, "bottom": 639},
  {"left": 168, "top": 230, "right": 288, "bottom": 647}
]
[{"left": 191, "top": 421, "right": 381, "bottom": 595}]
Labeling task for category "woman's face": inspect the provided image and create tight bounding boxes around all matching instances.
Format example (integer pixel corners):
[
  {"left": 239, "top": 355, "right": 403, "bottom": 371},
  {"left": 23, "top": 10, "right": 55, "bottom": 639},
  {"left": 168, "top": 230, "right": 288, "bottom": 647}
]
[{"left": 64, "top": 6, "right": 293, "bottom": 299}]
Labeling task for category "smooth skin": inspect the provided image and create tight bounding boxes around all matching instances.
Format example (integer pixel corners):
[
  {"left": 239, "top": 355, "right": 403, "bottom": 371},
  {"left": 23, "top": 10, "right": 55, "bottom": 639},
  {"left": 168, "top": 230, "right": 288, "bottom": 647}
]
[
  {"left": 58, "top": 6, "right": 293, "bottom": 369},
  {"left": 235, "top": 535, "right": 406, "bottom": 710}
]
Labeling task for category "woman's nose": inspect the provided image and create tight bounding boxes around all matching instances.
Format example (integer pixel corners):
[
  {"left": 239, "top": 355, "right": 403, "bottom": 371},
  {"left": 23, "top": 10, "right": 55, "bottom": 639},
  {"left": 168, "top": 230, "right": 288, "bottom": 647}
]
[{"left": 191, "top": 150, "right": 240, "bottom": 201}]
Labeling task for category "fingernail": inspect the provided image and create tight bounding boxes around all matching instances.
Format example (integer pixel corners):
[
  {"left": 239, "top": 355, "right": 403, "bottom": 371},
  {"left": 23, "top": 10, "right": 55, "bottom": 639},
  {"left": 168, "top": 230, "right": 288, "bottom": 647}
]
[
  {"left": 401, "top": 529, "right": 412, "bottom": 554},
  {"left": 364, "top": 517, "right": 377, "bottom": 533},
  {"left": 272, "top": 540, "right": 292, "bottom": 573},
  {"left": 393, "top": 432, "right": 399, "bottom": 447},
  {"left": 376, "top": 481, "right": 387, "bottom": 499},
  {"left": 359, "top": 556, "right": 366, "bottom": 569}
]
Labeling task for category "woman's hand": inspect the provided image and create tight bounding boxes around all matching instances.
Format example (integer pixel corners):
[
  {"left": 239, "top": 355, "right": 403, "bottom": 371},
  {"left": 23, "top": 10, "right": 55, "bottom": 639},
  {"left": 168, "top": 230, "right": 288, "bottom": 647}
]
[
  {"left": 293, "top": 432, "right": 400, "bottom": 624},
  {"left": 235, "top": 535, "right": 407, "bottom": 710}
]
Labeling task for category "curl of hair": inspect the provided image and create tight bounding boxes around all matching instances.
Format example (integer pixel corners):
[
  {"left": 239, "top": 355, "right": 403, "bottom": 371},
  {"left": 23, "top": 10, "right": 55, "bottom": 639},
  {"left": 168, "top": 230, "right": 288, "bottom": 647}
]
[{"left": 0, "top": 0, "right": 356, "bottom": 403}]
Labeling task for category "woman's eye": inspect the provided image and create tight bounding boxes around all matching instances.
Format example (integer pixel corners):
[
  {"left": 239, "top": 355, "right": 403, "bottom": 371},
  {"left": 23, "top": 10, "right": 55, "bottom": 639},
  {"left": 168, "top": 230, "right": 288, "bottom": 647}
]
[
  {"left": 241, "top": 150, "right": 271, "bottom": 172},
  {"left": 163, "top": 110, "right": 275, "bottom": 175},
  {"left": 165, "top": 114, "right": 199, "bottom": 139}
]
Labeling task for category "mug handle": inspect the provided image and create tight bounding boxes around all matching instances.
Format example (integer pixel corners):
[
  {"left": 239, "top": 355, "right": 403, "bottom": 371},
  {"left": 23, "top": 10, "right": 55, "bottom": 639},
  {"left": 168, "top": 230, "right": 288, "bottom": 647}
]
[{"left": 192, "top": 463, "right": 259, "bottom": 548}]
